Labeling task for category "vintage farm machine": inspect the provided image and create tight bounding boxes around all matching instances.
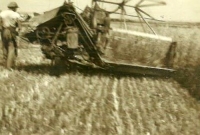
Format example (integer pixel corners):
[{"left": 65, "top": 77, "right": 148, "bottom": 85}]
[{"left": 23, "top": 0, "right": 176, "bottom": 76}]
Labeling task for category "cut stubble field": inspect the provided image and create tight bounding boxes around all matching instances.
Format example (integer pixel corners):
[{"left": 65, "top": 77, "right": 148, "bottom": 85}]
[{"left": 0, "top": 22, "right": 200, "bottom": 135}]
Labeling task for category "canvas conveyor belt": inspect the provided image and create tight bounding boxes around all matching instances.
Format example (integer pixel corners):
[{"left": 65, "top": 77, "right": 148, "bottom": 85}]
[{"left": 71, "top": 8, "right": 176, "bottom": 76}]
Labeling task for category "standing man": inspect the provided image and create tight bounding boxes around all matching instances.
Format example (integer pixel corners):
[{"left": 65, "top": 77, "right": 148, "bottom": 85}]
[
  {"left": 0, "top": 2, "right": 21, "bottom": 69},
  {"left": 102, "top": 12, "right": 111, "bottom": 50}
]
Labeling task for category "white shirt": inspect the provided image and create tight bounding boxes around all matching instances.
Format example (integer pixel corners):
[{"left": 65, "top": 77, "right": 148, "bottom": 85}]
[{"left": 0, "top": 9, "right": 21, "bottom": 28}]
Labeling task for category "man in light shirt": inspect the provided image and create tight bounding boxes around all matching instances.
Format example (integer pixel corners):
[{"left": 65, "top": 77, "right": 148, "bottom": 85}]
[{"left": 0, "top": 2, "right": 21, "bottom": 69}]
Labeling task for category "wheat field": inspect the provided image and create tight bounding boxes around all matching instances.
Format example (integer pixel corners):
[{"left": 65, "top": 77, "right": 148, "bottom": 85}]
[{"left": 0, "top": 22, "right": 200, "bottom": 135}]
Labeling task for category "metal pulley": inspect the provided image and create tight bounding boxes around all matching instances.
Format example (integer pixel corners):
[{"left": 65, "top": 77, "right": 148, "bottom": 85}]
[{"left": 62, "top": 12, "right": 76, "bottom": 25}]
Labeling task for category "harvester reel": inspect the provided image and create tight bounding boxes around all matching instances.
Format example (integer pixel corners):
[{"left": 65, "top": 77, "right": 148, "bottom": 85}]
[{"left": 92, "top": 0, "right": 166, "bottom": 34}]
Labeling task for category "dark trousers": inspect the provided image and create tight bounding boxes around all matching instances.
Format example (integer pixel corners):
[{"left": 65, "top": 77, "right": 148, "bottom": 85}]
[{"left": 1, "top": 27, "right": 18, "bottom": 68}]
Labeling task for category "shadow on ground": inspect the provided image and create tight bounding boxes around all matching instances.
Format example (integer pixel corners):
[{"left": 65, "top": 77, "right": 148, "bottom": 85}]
[
  {"left": 17, "top": 63, "right": 200, "bottom": 100},
  {"left": 14, "top": 62, "right": 200, "bottom": 100},
  {"left": 17, "top": 64, "right": 53, "bottom": 75},
  {"left": 173, "top": 66, "right": 200, "bottom": 100},
  {"left": 16, "top": 63, "right": 164, "bottom": 79}
]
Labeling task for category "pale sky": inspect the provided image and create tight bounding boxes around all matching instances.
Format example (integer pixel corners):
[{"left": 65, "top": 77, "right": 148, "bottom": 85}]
[{"left": 0, "top": 0, "right": 200, "bottom": 22}]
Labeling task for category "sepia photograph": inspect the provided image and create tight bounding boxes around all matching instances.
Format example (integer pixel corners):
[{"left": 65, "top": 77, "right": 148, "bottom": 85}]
[{"left": 0, "top": 0, "right": 200, "bottom": 134}]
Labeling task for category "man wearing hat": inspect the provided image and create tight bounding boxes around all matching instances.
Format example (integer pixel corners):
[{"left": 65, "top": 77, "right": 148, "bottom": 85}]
[{"left": 0, "top": 2, "right": 21, "bottom": 69}]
